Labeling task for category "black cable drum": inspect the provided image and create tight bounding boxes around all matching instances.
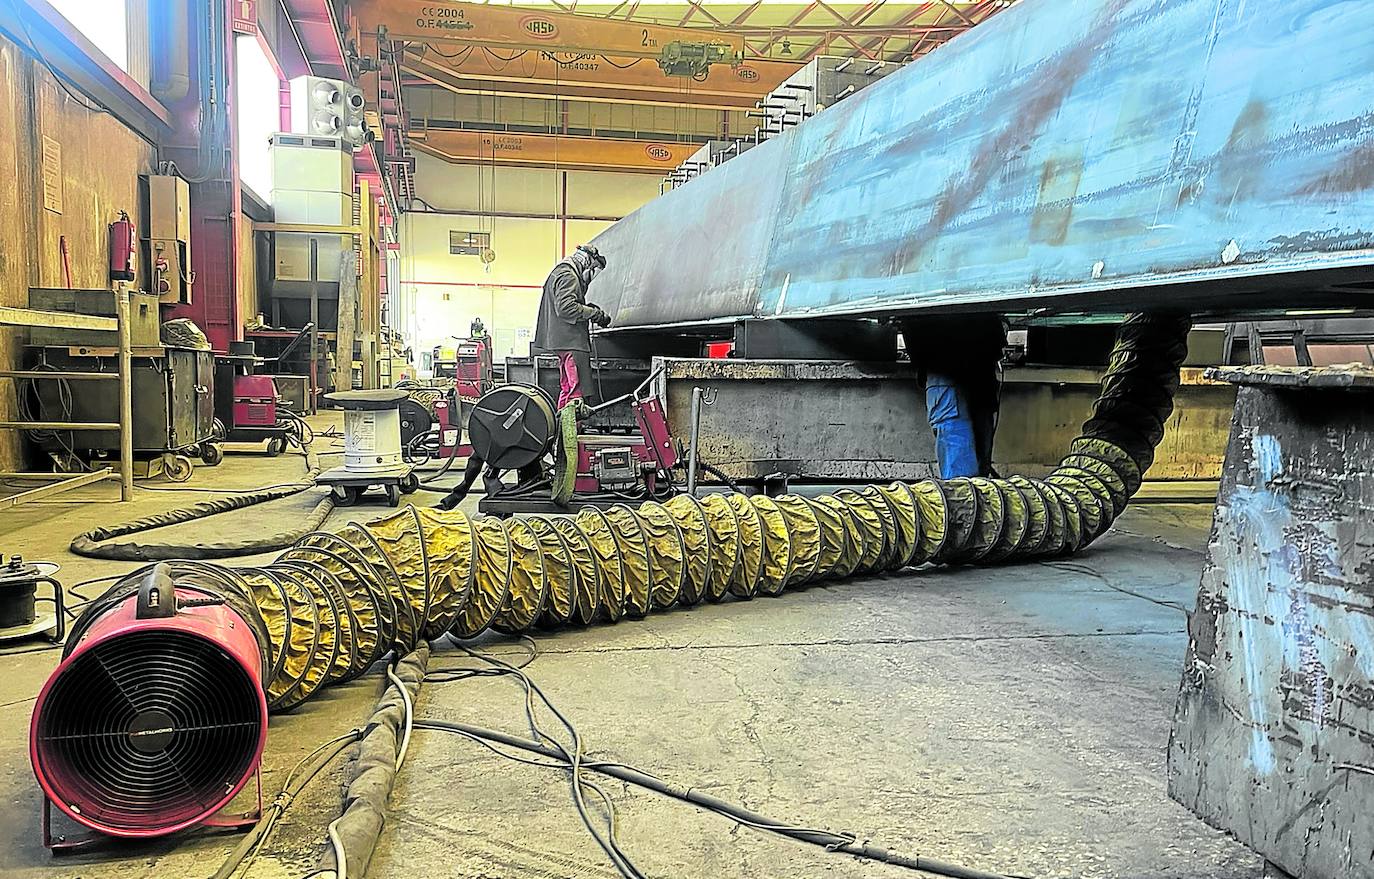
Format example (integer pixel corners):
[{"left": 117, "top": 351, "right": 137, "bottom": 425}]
[{"left": 467, "top": 385, "right": 557, "bottom": 469}]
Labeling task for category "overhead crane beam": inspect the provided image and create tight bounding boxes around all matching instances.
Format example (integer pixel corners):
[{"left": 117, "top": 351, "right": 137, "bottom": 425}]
[
  {"left": 401, "top": 44, "right": 798, "bottom": 110},
  {"left": 410, "top": 127, "right": 698, "bottom": 173},
  {"left": 344, "top": 0, "right": 744, "bottom": 60}
]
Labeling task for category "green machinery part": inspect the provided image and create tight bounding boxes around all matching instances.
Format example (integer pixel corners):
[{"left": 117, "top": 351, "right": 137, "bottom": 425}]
[{"left": 68, "top": 314, "right": 1191, "bottom": 713}]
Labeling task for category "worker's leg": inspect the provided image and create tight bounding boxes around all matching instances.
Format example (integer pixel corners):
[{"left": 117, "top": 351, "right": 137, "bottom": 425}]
[
  {"left": 556, "top": 350, "right": 584, "bottom": 409},
  {"left": 968, "top": 369, "right": 1002, "bottom": 477},
  {"left": 572, "top": 349, "right": 596, "bottom": 406},
  {"left": 925, "top": 372, "right": 981, "bottom": 479}
]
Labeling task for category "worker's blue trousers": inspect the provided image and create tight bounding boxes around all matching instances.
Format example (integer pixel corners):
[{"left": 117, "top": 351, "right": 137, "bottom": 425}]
[{"left": 925, "top": 372, "right": 998, "bottom": 479}]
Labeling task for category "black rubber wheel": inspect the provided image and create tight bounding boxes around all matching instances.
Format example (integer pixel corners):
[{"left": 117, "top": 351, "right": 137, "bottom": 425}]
[
  {"left": 399, "top": 473, "right": 420, "bottom": 494},
  {"left": 200, "top": 444, "right": 224, "bottom": 466},
  {"left": 386, "top": 484, "right": 402, "bottom": 507},
  {"left": 265, "top": 436, "right": 285, "bottom": 457},
  {"left": 332, "top": 485, "right": 358, "bottom": 507},
  {"left": 468, "top": 385, "right": 556, "bottom": 470},
  {"left": 164, "top": 455, "right": 194, "bottom": 483}
]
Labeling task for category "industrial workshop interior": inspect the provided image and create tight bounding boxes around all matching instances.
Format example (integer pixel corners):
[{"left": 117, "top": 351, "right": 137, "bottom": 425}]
[{"left": 1, "top": 0, "right": 1372, "bottom": 877}]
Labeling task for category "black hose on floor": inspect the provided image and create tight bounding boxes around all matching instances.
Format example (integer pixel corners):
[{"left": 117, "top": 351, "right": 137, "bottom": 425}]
[{"left": 69, "top": 445, "right": 334, "bottom": 561}]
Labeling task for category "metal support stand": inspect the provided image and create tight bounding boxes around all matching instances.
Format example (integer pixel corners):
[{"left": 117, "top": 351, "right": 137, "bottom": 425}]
[
  {"left": 43, "top": 770, "right": 261, "bottom": 854},
  {"left": 115, "top": 284, "right": 133, "bottom": 500},
  {"left": 308, "top": 239, "right": 320, "bottom": 414},
  {"left": 0, "top": 295, "right": 132, "bottom": 503},
  {"left": 685, "top": 386, "right": 715, "bottom": 496}
]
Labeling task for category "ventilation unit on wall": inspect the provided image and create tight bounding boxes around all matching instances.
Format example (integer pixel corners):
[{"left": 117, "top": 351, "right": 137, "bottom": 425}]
[
  {"left": 270, "top": 134, "right": 354, "bottom": 298},
  {"left": 289, "top": 76, "right": 369, "bottom": 148}
]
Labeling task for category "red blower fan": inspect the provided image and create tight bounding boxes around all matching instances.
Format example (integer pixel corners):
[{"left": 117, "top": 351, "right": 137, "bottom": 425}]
[{"left": 30, "top": 565, "right": 268, "bottom": 850}]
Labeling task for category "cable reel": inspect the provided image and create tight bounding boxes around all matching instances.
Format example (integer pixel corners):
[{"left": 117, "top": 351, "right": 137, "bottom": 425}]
[{"left": 466, "top": 384, "right": 557, "bottom": 470}]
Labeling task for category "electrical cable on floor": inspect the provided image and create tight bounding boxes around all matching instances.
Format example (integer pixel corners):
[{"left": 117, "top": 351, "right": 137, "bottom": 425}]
[
  {"left": 385, "top": 661, "right": 415, "bottom": 770},
  {"left": 423, "top": 641, "right": 1025, "bottom": 879},
  {"left": 417, "top": 717, "right": 1026, "bottom": 879},
  {"left": 64, "top": 573, "right": 129, "bottom": 617},
  {"left": 327, "top": 818, "right": 349, "bottom": 879},
  {"left": 443, "top": 642, "right": 645, "bottom": 878},
  {"left": 208, "top": 729, "right": 362, "bottom": 879}
]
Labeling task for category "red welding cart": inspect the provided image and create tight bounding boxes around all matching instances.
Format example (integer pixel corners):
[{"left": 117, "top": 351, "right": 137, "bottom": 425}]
[{"left": 213, "top": 342, "right": 299, "bottom": 455}]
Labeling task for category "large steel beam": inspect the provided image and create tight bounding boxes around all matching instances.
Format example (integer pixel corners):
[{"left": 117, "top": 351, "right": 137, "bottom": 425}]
[{"left": 589, "top": 0, "right": 1374, "bottom": 329}]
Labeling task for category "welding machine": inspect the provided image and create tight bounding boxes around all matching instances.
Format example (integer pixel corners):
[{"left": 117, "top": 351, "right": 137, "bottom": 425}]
[
  {"left": 454, "top": 337, "right": 493, "bottom": 399},
  {"left": 214, "top": 342, "right": 295, "bottom": 456},
  {"left": 233, "top": 375, "right": 279, "bottom": 429},
  {"left": 470, "top": 371, "right": 682, "bottom": 517}
]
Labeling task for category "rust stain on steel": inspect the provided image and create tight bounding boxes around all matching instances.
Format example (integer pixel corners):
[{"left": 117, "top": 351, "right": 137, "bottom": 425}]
[
  {"left": 892, "top": 0, "right": 1132, "bottom": 274},
  {"left": 1297, "top": 141, "right": 1374, "bottom": 195}
]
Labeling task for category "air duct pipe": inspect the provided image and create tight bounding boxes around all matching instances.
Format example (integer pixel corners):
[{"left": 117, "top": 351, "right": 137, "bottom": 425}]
[{"left": 34, "top": 314, "right": 1190, "bottom": 838}]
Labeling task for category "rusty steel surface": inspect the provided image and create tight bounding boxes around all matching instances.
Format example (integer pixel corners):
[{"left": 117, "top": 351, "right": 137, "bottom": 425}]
[
  {"left": 1208, "top": 362, "right": 1374, "bottom": 389},
  {"left": 591, "top": 0, "right": 1374, "bottom": 328},
  {"left": 660, "top": 356, "right": 934, "bottom": 481},
  {"left": 1169, "top": 371, "right": 1374, "bottom": 879}
]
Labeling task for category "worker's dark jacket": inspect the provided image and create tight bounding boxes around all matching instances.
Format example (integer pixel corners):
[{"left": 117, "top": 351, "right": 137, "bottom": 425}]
[{"left": 533, "top": 261, "right": 597, "bottom": 353}]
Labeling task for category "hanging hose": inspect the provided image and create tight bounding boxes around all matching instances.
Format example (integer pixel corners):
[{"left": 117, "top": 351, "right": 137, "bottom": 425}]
[
  {"left": 68, "top": 444, "right": 335, "bottom": 561},
  {"left": 59, "top": 310, "right": 1190, "bottom": 741}
]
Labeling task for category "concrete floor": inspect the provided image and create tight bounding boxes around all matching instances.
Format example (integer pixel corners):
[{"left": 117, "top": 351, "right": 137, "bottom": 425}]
[{"left": 0, "top": 419, "right": 1261, "bottom": 878}]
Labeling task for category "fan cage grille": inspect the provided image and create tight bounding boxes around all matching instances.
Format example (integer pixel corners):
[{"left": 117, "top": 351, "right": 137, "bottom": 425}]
[{"left": 34, "top": 629, "right": 264, "bottom": 835}]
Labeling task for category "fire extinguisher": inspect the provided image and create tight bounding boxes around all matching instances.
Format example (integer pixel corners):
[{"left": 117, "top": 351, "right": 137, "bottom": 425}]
[{"left": 109, "top": 210, "right": 135, "bottom": 282}]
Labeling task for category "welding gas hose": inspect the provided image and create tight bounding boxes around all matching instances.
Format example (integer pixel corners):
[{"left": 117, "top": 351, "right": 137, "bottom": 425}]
[{"left": 65, "top": 314, "right": 1191, "bottom": 713}]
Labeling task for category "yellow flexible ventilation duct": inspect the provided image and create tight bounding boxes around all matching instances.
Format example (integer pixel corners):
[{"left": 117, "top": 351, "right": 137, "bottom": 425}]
[{"left": 60, "top": 314, "right": 1191, "bottom": 715}]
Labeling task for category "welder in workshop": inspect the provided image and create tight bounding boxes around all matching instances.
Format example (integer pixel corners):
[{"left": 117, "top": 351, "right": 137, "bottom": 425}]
[
  {"left": 900, "top": 314, "right": 1008, "bottom": 479},
  {"left": 532, "top": 243, "right": 611, "bottom": 408},
  {"left": 436, "top": 245, "right": 609, "bottom": 511}
]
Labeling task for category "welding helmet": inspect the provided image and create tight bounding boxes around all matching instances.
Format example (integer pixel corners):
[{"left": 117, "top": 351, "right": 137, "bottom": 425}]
[{"left": 573, "top": 244, "right": 607, "bottom": 284}]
